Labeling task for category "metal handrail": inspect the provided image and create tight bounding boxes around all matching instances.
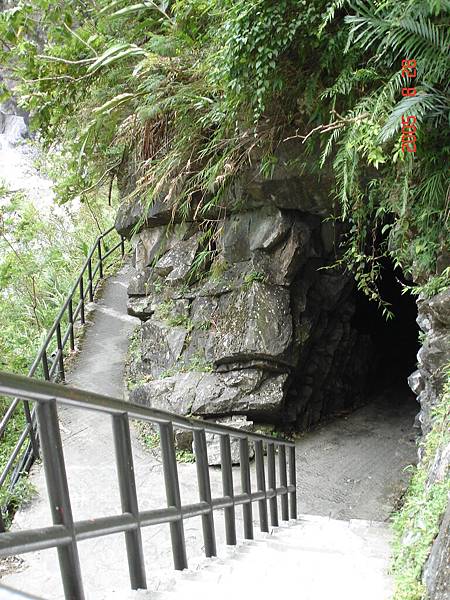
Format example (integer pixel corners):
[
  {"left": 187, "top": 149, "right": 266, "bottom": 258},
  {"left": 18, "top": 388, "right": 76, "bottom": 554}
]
[
  {"left": 0, "top": 227, "right": 126, "bottom": 512},
  {"left": 0, "top": 371, "right": 297, "bottom": 600}
]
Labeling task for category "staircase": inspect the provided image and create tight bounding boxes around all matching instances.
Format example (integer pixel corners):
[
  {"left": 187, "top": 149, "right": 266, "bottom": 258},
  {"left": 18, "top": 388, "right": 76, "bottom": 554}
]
[
  {"left": 0, "top": 369, "right": 395, "bottom": 600},
  {"left": 115, "top": 517, "right": 393, "bottom": 600}
]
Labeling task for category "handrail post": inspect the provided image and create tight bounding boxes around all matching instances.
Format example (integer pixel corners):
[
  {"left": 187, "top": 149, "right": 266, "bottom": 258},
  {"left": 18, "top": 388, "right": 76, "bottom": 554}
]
[
  {"left": 120, "top": 236, "right": 125, "bottom": 257},
  {"left": 97, "top": 240, "right": 103, "bottom": 279},
  {"left": 23, "top": 402, "right": 39, "bottom": 460},
  {"left": 87, "top": 259, "right": 94, "bottom": 303},
  {"left": 255, "top": 440, "right": 269, "bottom": 533},
  {"left": 159, "top": 422, "right": 188, "bottom": 570},
  {"left": 220, "top": 434, "right": 236, "bottom": 545},
  {"left": 79, "top": 277, "right": 85, "bottom": 325},
  {"left": 68, "top": 299, "right": 75, "bottom": 352},
  {"left": 112, "top": 413, "right": 147, "bottom": 590},
  {"left": 42, "top": 350, "right": 50, "bottom": 381},
  {"left": 193, "top": 429, "right": 216, "bottom": 558},
  {"left": 279, "top": 445, "right": 289, "bottom": 521},
  {"left": 36, "top": 399, "right": 84, "bottom": 600},
  {"left": 240, "top": 437, "right": 253, "bottom": 540},
  {"left": 267, "top": 443, "right": 278, "bottom": 527},
  {"left": 56, "top": 323, "right": 65, "bottom": 383},
  {"left": 289, "top": 445, "right": 297, "bottom": 519}
]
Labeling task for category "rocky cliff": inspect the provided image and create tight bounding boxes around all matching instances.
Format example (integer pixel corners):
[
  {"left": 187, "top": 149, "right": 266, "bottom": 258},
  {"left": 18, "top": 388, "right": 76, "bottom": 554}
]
[
  {"left": 409, "top": 289, "right": 450, "bottom": 600},
  {"left": 116, "top": 145, "right": 375, "bottom": 440}
]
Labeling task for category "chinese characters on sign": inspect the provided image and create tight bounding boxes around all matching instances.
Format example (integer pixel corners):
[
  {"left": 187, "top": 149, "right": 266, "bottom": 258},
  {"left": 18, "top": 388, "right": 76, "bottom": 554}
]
[{"left": 401, "top": 59, "right": 417, "bottom": 153}]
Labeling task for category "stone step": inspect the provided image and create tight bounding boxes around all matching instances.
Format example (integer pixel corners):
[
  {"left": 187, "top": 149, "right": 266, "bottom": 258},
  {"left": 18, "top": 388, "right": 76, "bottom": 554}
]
[{"left": 116, "top": 516, "right": 393, "bottom": 600}]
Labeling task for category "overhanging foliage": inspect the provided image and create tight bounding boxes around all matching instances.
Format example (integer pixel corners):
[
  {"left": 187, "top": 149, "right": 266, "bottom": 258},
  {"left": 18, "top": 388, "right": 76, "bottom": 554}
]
[{"left": 0, "top": 0, "right": 449, "bottom": 305}]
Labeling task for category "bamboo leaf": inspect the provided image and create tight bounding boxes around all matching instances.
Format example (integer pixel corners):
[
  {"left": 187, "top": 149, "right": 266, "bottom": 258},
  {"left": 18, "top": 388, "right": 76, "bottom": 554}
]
[
  {"left": 112, "top": 4, "right": 148, "bottom": 17},
  {"left": 92, "top": 93, "right": 136, "bottom": 115},
  {"left": 87, "top": 44, "right": 146, "bottom": 74}
]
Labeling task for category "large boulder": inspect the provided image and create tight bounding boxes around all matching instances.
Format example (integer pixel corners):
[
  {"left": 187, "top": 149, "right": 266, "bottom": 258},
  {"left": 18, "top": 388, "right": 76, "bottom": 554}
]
[
  {"left": 130, "top": 372, "right": 200, "bottom": 416},
  {"left": 127, "top": 295, "right": 155, "bottom": 321},
  {"left": 250, "top": 220, "right": 311, "bottom": 286},
  {"left": 210, "top": 282, "right": 293, "bottom": 367},
  {"left": 133, "top": 226, "right": 166, "bottom": 272},
  {"left": 127, "top": 267, "right": 154, "bottom": 296},
  {"left": 249, "top": 208, "right": 292, "bottom": 251},
  {"left": 191, "top": 370, "right": 288, "bottom": 417},
  {"left": 115, "top": 196, "right": 187, "bottom": 238},
  {"left": 130, "top": 369, "right": 288, "bottom": 420},
  {"left": 154, "top": 235, "right": 199, "bottom": 283}
]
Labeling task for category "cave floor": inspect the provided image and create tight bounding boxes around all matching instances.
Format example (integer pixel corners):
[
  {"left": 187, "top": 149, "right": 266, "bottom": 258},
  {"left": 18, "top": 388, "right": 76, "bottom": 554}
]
[{"left": 295, "top": 387, "right": 419, "bottom": 521}]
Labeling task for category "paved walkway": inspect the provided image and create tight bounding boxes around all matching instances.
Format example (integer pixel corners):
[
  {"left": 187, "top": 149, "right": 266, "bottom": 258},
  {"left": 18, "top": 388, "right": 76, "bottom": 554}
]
[
  {"left": 2, "top": 265, "right": 243, "bottom": 599},
  {"left": 296, "top": 386, "right": 418, "bottom": 521},
  {"left": 1, "top": 264, "right": 417, "bottom": 599}
]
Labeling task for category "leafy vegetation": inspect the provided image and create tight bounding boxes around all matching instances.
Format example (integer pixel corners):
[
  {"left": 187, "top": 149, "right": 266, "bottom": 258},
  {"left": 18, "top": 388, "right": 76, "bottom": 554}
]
[
  {"left": 135, "top": 423, "right": 160, "bottom": 451},
  {"left": 243, "top": 271, "right": 267, "bottom": 287},
  {"left": 0, "top": 192, "right": 113, "bottom": 374},
  {"left": 391, "top": 368, "right": 450, "bottom": 600},
  {"left": 0, "top": 472, "right": 37, "bottom": 529},
  {"left": 1, "top": 0, "right": 448, "bottom": 308}
]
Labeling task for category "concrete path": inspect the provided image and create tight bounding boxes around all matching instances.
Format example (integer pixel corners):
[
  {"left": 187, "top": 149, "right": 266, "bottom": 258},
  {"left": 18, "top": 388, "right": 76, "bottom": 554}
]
[
  {"left": 1, "top": 264, "right": 416, "bottom": 599},
  {"left": 296, "top": 386, "right": 418, "bottom": 521},
  {"left": 1, "top": 265, "right": 245, "bottom": 599}
]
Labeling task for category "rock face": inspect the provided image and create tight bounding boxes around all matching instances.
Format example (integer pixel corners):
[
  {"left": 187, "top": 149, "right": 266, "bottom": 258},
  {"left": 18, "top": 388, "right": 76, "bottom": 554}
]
[
  {"left": 119, "top": 150, "right": 375, "bottom": 435},
  {"left": 409, "top": 288, "right": 450, "bottom": 434},
  {"left": 118, "top": 141, "right": 448, "bottom": 589},
  {"left": 424, "top": 502, "right": 450, "bottom": 600},
  {"left": 409, "top": 288, "right": 450, "bottom": 600}
]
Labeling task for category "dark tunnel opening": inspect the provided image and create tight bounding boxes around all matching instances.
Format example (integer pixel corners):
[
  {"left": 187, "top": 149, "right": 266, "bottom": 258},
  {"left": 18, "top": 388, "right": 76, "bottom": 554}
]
[
  {"left": 284, "top": 253, "right": 421, "bottom": 432},
  {"left": 351, "top": 258, "right": 420, "bottom": 392}
]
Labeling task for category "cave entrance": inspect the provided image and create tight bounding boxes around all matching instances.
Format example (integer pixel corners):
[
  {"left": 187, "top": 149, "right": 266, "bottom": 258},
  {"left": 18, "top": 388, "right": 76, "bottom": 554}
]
[
  {"left": 293, "top": 258, "right": 420, "bottom": 521},
  {"left": 352, "top": 258, "right": 420, "bottom": 394},
  {"left": 287, "top": 255, "right": 421, "bottom": 431}
]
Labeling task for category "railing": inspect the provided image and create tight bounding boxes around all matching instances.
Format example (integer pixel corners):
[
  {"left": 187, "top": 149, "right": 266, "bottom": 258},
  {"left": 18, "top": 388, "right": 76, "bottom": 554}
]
[
  {"left": 0, "top": 227, "right": 126, "bottom": 522},
  {"left": 0, "top": 371, "right": 297, "bottom": 600}
]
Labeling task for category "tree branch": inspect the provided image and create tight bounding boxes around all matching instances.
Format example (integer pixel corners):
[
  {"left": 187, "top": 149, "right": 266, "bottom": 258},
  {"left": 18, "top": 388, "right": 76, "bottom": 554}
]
[
  {"left": 284, "top": 111, "right": 371, "bottom": 144},
  {"left": 37, "top": 54, "right": 95, "bottom": 66}
]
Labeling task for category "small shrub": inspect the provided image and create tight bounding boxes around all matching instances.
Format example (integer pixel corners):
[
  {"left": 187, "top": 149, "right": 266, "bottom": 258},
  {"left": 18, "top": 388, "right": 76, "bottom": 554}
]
[
  {"left": 0, "top": 475, "right": 37, "bottom": 529},
  {"left": 135, "top": 422, "right": 160, "bottom": 450},
  {"left": 243, "top": 271, "right": 267, "bottom": 287},
  {"left": 175, "top": 450, "right": 195, "bottom": 464}
]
